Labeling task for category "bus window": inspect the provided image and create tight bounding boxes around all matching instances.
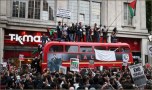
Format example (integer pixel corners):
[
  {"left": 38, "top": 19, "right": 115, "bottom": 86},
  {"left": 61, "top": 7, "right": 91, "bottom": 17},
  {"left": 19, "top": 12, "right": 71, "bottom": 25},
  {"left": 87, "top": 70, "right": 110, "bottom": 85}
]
[
  {"left": 65, "top": 45, "right": 78, "bottom": 52},
  {"left": 80, "top": 46, "right": 92, "bottom": 52},
  {"left": 94, "top": 46, "right": 106, "bottom": 50},
  {"left": 120, "top": 47, "right": 130, "bottom": 53},
  {"left": 50, "top": 45, "right": 63, "bottom": 52},
  {"left": 108, "top": 47, "right": 119, "bottom": 52}
]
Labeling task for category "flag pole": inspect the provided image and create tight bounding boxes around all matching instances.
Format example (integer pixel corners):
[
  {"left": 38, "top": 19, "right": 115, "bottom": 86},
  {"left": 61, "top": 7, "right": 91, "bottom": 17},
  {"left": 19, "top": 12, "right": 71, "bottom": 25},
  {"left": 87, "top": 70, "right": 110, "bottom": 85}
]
[
  {"left": 107, "top": 9, "right": 123, "bottom": 30},
  {"left": 134, "top": 0, "right": 137, "bottom": 16}
]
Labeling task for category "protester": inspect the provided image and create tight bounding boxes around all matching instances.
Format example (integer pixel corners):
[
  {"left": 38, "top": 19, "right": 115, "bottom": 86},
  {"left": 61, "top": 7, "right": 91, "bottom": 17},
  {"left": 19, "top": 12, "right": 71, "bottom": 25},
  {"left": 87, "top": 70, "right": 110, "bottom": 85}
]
[
  {"left": 93, "top": 23, "right": 100, "bottom": 42},
  {"left": 111, "top": 27, "right": 117, "bottom": 43},
  {"left": 69, "top": 23, "right": 75, "bottom": 42},
  {"left": 61, "top": 24, "right": 69, "bottom": 41},
  {"left": 77, "top": 22, "right": 83, "bottom": 42},
  {"left": 47, "top": 28, "right": 55, "bottom": 41},
  {"left": 74, "top": 23, "right": 79, "bottom": 42},
  {"left": 90, "top": 27, "right": 94, "bottom": 42},
  {"left": 45, "top": 22, "right": 120, "bottom": 43},
  {"left": 41, "top": 33, "right": 49, "bottom": 46},
  {"left": 111, "top": 31, "right": 117, "bottom": 43},
  {"left": 1, "top": 63, "right": 152, "bottom": 90},
  {"left": 31, "top": 57, "right": 41, "bottom": 73},
  {"left": 56, "top": 21, "right": 62, "bottom": 41},
  {"left": 113, "top": 27, "right": 117, "bottom": 34},
  {"left": 102, "top": 25, "right": 108, "bottom": 43},
  {"left": 38, "top": 44, "right": 42, "bottom": 53},
  {"left": 85, "top": 25, "right": 91, "bottom": 42}
]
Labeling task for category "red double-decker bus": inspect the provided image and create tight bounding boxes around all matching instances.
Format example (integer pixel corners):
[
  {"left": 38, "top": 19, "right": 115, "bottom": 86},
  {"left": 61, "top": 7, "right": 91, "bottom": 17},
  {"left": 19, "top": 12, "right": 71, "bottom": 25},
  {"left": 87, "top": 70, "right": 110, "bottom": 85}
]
[{"left": 42, "top": 42, "right": 133, "bottom": 71}]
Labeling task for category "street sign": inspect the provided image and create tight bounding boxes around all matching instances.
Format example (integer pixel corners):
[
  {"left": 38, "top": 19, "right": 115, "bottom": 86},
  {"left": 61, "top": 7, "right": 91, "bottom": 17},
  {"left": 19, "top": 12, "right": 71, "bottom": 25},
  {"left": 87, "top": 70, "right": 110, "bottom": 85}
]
[
  {"left": 56, "top": 9, "right": 71, "bottom": 19},
  {"left": 128, "top": 63, "right": 147, "bottom": 87}
]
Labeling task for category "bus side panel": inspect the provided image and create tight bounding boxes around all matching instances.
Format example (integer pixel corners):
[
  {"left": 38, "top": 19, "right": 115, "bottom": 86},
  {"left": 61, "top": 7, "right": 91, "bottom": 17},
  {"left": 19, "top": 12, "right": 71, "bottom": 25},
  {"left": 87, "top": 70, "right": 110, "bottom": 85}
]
[
  {"left": 129, "top": 53, "right": 134, "bottom": 63},
  {"left": 41, "top": 63, "right": 47, "bottom": 71},
  {"left": 62, "top": 60, "right": 125, "bottom": 69}
]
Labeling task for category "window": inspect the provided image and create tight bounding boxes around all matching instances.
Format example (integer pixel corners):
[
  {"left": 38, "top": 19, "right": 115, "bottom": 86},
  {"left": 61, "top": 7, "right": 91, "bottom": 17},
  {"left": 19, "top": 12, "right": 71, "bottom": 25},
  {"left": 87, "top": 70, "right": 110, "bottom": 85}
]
[
  {"left": 41, "top": 0, "right": 54, "bottom": 20},
  {"left": 50, "top": 45, "right": 63, "bottom": 52},
  {"left": 124, "top": 3, "right": 132, "bottom": 25},
  {"left": 43, "top": 0, "right": 48, "bottom": 11},
  {"left": 12, "top": 0, "right": 26, "bottom": 18},
  {"left": 94, "top": 46, "right": 106, "bottom": 50},
  {"left": 91, "top": 2, "right": 101, "bottom": 26},
  {"left": 49, "top": 7, "right": 54, "bottom": 20},
  {"left": 79, "top": 14, "right": 85, "bottom": 24},
  {"left": 28, "top": 0, "right": 40, "bottom": 19},
  {"left": 28, "top": 0, "right": 34, "bottom": 18},
  {"left": 69, "top": 0, "right": 78, "bottom": 24},
  {"left": 12, "top": 0, "right": 54, "bottom": 20},
  {"left": 108, "top": 47, "right": 119, "bottom": 52},
  {"left": 80, "top": 46, "right": 92, "bottom": 52},
  {"left": 65, "top": 45, "right": 78, "bottom": 52},
  {"left": 120, "top": 47, "right": 130, "bottom": 53},
  {"left": 79, "top": 0, "right": 90, "bottom": 25}
]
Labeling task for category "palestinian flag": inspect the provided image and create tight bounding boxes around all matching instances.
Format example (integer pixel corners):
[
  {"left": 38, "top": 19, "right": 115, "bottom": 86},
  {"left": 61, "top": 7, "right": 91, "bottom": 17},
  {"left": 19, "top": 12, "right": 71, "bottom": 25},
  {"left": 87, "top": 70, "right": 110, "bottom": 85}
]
[
  {"left": 128, "top": 0, "right": 137, "bottom": 18},
  {"left": 48, "top": 29, "right": 55, "bottom": 36}
]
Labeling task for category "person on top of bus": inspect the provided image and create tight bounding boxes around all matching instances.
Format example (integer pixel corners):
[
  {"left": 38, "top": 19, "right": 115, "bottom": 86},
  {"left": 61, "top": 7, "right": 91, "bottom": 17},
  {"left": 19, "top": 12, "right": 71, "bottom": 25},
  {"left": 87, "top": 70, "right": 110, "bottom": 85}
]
[
  {"left": 77, "top": 22, "right": 83, "bottom": 42},
  {"left": 111, "top": 27, "right": 117, "bottom": 43},
  {"left": 41, "top": 33, "right": 49, "bottom": 46},
  {"left": 74, "top": 23, "right": 79, "bottom": 42},
  {"left": 113, "top": 27, "right": 118, "bottom": 34},
  {"left": 56, "top": 21, "right": 62, "bottom": 41},
  {"left": 62, "top": 24, "right": 68, "bottom": 41},
  {"left": 111, "top": 31, "right": 117, "bottom": 43},
  {"left": 85, "top": 25, "right": 91, "bottom": 42},
  {"left": 69, "top": 23, "right": 75, "bottom": 42},
  {"left": 102, "top": 25, "right": 108, "bottom": 43},
  {"left": 47, "top": 28, "right": 55, "bottom": 41},
  {"left": 94, "top": 23, "right": 100, "bottom": 42}
]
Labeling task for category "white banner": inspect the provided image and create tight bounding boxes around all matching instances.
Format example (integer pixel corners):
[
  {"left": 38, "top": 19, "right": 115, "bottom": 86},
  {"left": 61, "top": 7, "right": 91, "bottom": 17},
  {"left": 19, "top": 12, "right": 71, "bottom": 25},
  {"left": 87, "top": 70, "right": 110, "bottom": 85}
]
[
  {"left": 128, "top": 63, "right": 147, "bottom": 87},
  {"left": 94, "top": 49, "right": 116, "bottom": 61},
  {"left": 56, "top": 9, "right": 71, "bottom": 19},
  {"left": 70, "top": 58, "right": 79, "bottom": 72},
  {"left": 148, "top": 45, "right": 152, "bottom": 57},
  {"left": 59, "top": 66, "right": 67, "bottom": 74}
]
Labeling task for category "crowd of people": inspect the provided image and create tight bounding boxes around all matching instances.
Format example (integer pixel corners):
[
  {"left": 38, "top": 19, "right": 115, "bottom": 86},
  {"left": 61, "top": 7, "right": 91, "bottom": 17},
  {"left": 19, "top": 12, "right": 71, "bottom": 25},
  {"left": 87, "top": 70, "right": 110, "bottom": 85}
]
[
  {"left": 1, "top": 63, "right": 152, "bottom": 90},
  {"left": 41, "top": 22, "right": 117, "bottom": 46},
  {"left": 2, "top": 22, "right": 150, "bottom": 90}
]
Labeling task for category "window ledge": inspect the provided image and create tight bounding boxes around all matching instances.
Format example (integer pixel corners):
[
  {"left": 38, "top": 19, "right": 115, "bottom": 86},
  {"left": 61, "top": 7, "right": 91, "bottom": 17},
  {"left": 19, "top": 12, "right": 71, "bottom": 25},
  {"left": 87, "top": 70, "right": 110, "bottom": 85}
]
[{"left": 121, "top": 25, "right": 136, "bottom": 29}]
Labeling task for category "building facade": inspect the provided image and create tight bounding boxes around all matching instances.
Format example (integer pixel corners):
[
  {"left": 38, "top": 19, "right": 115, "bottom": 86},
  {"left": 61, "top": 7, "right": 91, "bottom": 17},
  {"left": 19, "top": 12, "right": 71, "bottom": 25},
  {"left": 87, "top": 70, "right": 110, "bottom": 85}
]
[{"left": 0, "top": 0, "right": 149, "bottom": 65}]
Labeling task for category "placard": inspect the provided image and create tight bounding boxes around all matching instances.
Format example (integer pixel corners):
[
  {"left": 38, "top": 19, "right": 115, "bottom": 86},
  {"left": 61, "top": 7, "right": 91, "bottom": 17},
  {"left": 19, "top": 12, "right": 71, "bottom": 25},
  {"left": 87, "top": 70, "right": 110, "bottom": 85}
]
[
  {"left": 70, "top": 58, "right": 79, "bottom": 72},
  {"left": 59, "top": 66, "right": 67, "bottom": 74},
  {"left": 128, "top": 63, "right": 147, "bottom": 87},
  {"left": 19, "top": 54, "right": 24, "bottom": 61},
  {"left": 56, "top": 9, "right": 71, "bottom": 19}
]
